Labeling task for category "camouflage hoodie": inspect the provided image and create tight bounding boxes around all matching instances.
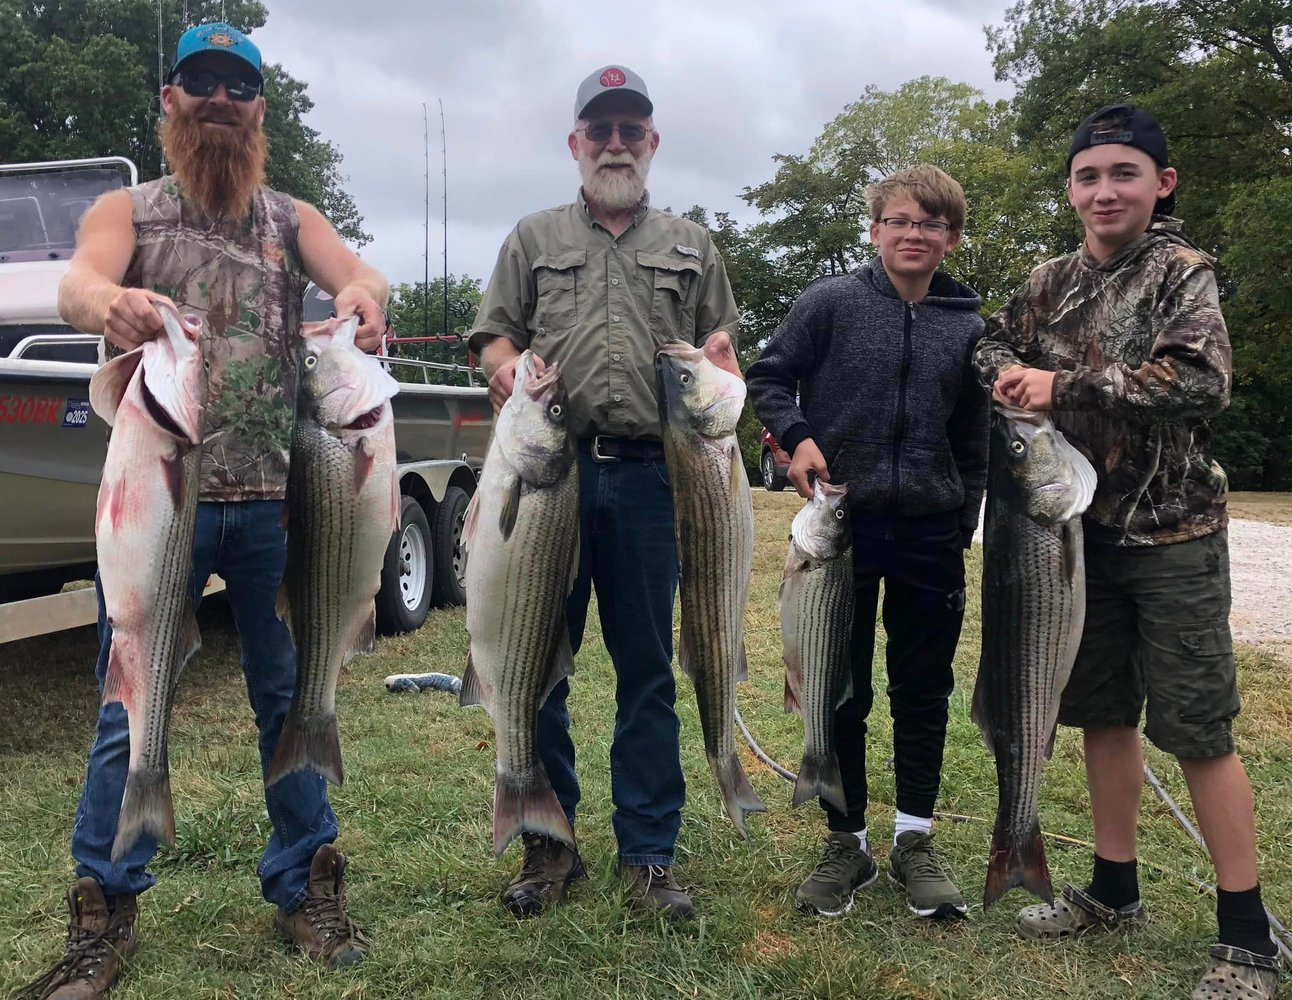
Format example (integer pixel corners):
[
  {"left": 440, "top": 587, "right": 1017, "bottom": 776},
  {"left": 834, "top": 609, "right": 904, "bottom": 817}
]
[{"left": 973, "top": 218, "right": 1231, "bottom": 546}]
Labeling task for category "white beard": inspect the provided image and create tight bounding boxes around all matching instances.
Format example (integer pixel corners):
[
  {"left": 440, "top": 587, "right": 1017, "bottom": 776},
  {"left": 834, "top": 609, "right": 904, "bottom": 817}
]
[{"left": 579, "top": 150, "right": 651, "bottom": 213}]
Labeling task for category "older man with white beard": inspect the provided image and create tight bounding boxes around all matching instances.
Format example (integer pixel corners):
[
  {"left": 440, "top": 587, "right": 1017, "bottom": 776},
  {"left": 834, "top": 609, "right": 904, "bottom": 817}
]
[{"left": 470, "top": 65, "right": 740, "bottom": 923}]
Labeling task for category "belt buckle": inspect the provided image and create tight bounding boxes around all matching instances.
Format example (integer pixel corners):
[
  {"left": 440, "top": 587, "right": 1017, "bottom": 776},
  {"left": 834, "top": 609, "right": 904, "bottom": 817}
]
[{"left": 590, "top": 434, "right": 621, "bottom": 463}]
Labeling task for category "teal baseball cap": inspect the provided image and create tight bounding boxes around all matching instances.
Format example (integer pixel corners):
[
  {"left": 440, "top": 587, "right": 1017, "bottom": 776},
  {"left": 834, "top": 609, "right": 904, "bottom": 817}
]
[{"left": 170, "top": 22, "right": 262, "bottom": 85}]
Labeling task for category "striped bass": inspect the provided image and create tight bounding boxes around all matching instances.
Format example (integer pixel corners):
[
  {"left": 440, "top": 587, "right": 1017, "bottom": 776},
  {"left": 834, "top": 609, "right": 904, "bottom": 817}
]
[
  {"left": 655, "top": 342, "right": 767, "bottom": 837},
  {"left": 460, "top": 351, "right": 579, "bottom": 856},
  {"left": 266, "top": 315, "right": 399, "bottom": 788},
  {"left": 974, "top": 402, "right": 1096, "bottom": 907},
  {"left": 89, "top": 303, "right": 206, "bottom": 861},
  {"left": 780, "top": 479, "right": 854, "bottom": 812}
]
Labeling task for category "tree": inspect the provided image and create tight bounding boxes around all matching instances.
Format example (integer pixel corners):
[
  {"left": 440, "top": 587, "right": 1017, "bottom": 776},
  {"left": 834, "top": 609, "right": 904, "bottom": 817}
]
[
  {"left": 0, "top": 0, "right": 369, "bottom": 244},
  {"left": 385, "top": 275, "right": 483, "bottom": 385}
]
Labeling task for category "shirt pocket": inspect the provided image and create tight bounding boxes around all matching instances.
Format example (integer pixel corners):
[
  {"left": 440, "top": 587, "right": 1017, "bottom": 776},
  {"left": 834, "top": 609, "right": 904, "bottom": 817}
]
[
  {"left": 638, "top": 250, "right": 702, "bottom": 342},
  {"left": 531, "top": 249, "right": 585, "bottom": 335}
]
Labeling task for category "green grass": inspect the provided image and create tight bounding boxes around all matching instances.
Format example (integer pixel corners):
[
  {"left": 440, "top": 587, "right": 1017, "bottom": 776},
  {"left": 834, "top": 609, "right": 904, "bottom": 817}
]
[{"left": 1, "top": 490, "right": 1289, "bottom": 998}]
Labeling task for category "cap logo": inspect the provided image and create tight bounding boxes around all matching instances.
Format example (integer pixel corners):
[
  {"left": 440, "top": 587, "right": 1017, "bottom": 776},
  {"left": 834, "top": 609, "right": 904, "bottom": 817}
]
[
  {"left": 600, "top": 68, "right": 626, "bottom": 87},
  {"left": 1091, "top": 129, "right": 1134, "bottom": 145}
]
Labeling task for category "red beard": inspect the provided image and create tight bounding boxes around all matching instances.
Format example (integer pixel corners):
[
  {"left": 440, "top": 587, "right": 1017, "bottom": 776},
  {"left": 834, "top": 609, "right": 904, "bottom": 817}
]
[{"left": 159, "top": 103, "right": 267, "bottom": 220}]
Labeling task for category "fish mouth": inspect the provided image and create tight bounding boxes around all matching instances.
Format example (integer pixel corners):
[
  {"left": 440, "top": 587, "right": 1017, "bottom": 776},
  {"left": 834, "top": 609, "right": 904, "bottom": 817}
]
[
  {"left": 522, "top": 361, "right": 563, "bottom": 400},
  {"left": 344, "top": 404, "right": 386, "bottom": 431},
  {"left": 657, "top": 341, "right": 702, "bottom": 361}
]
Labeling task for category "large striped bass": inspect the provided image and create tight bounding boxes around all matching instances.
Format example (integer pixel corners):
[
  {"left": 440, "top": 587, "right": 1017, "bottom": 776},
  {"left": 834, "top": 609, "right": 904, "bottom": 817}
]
[
  {"left": 90, "top": 303, "right": 206, "bottom": 862},
  {"left": 781, "top": 479, "right": 854, "bottom": 812},
  {"left": 974, "top": 402, "right": 1096, "bottom": 907},
  {"left": 460, "top": 351, "right": 579, "bottom": 856},
  {"left": 655, "top": 342, "right": 767, "bottom": 837},
  {"left": 266, "top": 315, "right": 399, "bottom": 788}
]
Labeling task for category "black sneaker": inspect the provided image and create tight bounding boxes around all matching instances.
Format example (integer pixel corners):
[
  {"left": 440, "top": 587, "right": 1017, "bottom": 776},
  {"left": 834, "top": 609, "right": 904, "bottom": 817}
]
[
  {"left": 794, "top": 833, "right": 878, "bottom": 917},
  {"left": 501, "top": 832, "right": 585, "bottom": 918},
  {"left": 887, "top": 830, "right": 967, "bottom": 920},
  {"left": 620, "top": 864, "right": 694, "bottom": 922}
]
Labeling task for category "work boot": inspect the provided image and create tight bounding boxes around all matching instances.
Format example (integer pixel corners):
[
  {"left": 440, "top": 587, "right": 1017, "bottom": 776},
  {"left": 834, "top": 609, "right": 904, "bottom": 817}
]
[
  {"left": 12, "top": 877, "right": 137, "bottom": 999},
  {"left": 1191, "top": 943, "right": 1281, "bottom": 999},
  {"left": 794, "top": 832, "right": 879, "bottom": 917},
  {"left": 887, "top": 831, "right": 968, "bottom": 920},
  {"left": 501, "top": 833, "right": 586, "bottom": 918},
  {"left": 1017, "top": 883, "right": 1147, "bottom": 941},
  {"left": 274, "top": 845, "right": 370, "bottom": 968},
  {"left": 620, "top": 864, "right": 694, "bottom": 922}
]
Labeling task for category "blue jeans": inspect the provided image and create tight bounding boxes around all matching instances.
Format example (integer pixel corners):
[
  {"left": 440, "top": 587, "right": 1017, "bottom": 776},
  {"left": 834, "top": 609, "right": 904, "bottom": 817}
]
[
  {"left": 72, "top": 500, "right": 337, "bottom": 911},
  {"left": 536, "top": 449, "right": 684, "bottom": 866}
]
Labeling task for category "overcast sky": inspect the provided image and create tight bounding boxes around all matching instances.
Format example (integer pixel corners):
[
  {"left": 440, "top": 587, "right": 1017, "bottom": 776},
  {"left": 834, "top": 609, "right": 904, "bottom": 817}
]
[{"left": 250, "top": 0, "right": 1016, "bottom": 289}]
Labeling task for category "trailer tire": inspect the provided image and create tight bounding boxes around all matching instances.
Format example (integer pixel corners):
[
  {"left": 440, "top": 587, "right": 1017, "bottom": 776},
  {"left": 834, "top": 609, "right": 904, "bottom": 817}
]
[
  {"left": 431, "top": 485, "right": 470, "bottom": 607},
  {"left": 376, "top": 496, "right": 433, "bottom": 635}
]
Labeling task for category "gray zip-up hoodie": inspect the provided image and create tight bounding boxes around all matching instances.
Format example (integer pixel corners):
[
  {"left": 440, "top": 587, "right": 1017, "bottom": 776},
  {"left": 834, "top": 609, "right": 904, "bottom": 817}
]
[{"left": 747, "top": 256, "right": 988, "bottom": 545}]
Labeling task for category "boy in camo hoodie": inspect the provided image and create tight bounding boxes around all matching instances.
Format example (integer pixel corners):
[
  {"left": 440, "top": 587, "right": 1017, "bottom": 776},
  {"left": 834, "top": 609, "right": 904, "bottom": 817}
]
[{"left": 974, "top": 104, "right": 1278, "bottom": 999}]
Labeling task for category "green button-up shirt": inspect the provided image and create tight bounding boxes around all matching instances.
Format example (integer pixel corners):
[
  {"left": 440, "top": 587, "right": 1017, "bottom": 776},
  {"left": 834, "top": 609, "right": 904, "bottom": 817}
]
[{"left": 469, "top": 192, "right": 739, "bottom": 440}]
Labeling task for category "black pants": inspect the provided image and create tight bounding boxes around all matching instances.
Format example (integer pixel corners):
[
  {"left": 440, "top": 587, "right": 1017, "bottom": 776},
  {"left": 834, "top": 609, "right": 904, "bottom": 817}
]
[{"left": 825, "top": 513, "right": 967, "bottom": 832}]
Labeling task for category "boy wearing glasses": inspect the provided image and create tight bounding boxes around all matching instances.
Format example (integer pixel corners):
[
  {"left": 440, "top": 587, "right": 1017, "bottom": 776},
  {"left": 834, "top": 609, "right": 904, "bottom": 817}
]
[
  {"left": 975, "top": 105, "right": 1278, "bottom": 999},
  {"left": 748, "top": 165, "right": 987, "bottom": 921},
  {"left": 15, "top": 22, "right": 385, "bottom": 999},
  {"left": 470, "top": 66, "right": 739, "bottom": 922}
]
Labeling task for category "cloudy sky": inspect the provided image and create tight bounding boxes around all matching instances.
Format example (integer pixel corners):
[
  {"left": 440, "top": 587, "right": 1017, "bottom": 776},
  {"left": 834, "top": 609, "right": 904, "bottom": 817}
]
[{"left": 250, "top": 0, "right": 1016, "bottom": 289}]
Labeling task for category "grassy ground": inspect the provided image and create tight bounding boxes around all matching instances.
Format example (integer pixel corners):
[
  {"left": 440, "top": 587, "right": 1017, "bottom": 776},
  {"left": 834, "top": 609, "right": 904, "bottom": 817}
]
[
  {"left": 1, "top": 490, "right": 1289, "bottom": 999},
  {"left": 1228, "top": 492, "right": 1292, "bottom": 526}
]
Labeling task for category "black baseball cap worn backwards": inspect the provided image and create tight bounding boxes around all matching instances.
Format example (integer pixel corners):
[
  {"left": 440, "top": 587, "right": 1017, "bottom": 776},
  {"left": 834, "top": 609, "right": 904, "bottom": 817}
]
[{"left": 1069, "top": 103, "right": 1175, "bottom": 215}]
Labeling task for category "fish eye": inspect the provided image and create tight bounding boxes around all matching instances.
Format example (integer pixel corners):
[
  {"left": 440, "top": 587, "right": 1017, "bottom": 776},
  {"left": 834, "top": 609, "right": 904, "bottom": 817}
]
[
  {"left": 834, "top": 508, "right": 845, "bottom": 520},
  {"left": 304, "top": 355, "right": 318, "bottom": 369},
  {"left": 679, "top": 372, "right": 692, "bottom": 386},
  {"left": 549, "top": 403, "right": 563, "bottom": 417},
  {"left": 1009, "top": 440, "right": 1026, "bottom": 456}
]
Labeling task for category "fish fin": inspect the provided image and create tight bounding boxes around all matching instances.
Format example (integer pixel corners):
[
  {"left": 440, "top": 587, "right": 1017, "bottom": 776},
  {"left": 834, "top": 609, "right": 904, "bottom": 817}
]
[
  {"left": 111, "top": 767, "right": 175, "bottom": 861},
  {"left": 983, "top": 816, "right": 1051, "bottom": 909},
  {"left": 783, "top": 651, "right": 803, "bottom": 714},
  {"left": 538, "top": 627, "right": 576, "bottom": 707},
  {"left": 100, "top": 641, "right": 134, "bottom": 713},
  {"left": 461, "top": 489, "right": 481, "bottom": 558},
  {"left": 728, "top": 438, "right": 744, "bottom": 498},
  {"left": 677, "top": 627, "right": 697, "bottom": 682},
  {"left": 1060, "top": 521, "right": 1080, "bottom": 586},
  {"left": 266, "top": 713, "right": 344, "bottom": 788},
  {"left": 970, "top": 660, "right": 996, "bottom": 756},
  {"left": 793, "top": 753, "right": 846, "bottom": 812},
  {"left": 95, "top": 477, "right": 126, "bottom": 536},
  {"left": 161, "top": 449, "right": 187, "bottom": 511},
  {"left": 89, "top": 349, "right": 143, "bottom": 426},
  {"left": 458, "top": 651, "right": 492, "bottom": 713},
  {"left": 352, "top": 435, "right": 376, "bottom": 495},
  {"left": 342, "top": 606, "right": 377, "bottom": 664},
  {"left": 274, "top": 583, "right": 293, "bottom": 642},
  {"left": 181, "top": 612, "right": 201, "bottom": 668},
  {"left": 836, "top": 672, "right": 855, "bottom": 709},
  {"left": 1043, "top": 723, "right": 1058, "bottom": 760},
  {"left": 280, "top": 502, "right": 290, "bottom": 533},
  {"left": 709, "top": 752, "right": 767, "bottom": 839},
  {"left": 736, "top": 638, "right": 749, "bottom": 683},
  {"left": 498, "top": 476, "right": 521, "bottom": 541},
  {"left": 492, "top": 767, "right": 575, "bottom": 857}
]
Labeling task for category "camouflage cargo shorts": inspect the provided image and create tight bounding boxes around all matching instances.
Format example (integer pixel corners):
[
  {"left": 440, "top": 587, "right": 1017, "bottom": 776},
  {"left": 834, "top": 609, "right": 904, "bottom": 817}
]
[{"left": 1058, "top": 529, "right": 1239, "bottom": 758}]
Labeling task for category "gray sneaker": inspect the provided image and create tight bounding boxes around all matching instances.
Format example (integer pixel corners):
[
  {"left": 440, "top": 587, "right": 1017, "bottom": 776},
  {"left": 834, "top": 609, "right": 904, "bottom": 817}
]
[
  {"left": 1017, "top": 884, "right": 1147, "bottom": 941},
  {"left": 794, "top": 833, "right": 878, "bottom": 917},
  {"left": 887, "top": 831, "right": 968, "bottom": 920}
]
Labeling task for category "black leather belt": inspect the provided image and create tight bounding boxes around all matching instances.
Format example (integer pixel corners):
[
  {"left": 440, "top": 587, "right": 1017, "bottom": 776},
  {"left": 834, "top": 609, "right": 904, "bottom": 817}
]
[{"left": 579, "top": 435, "right": 665, "bottom": 463}]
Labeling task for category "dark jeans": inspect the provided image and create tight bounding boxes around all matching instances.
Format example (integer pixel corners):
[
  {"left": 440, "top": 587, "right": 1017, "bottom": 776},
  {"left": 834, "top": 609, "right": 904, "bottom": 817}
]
[
  {"left": 825, "top": 513, "right": 966, "bottom": 832},
  {"left": 72, "top": 500, "right": 337, "bottom": 911},
  {"left": 536, "top": 449, "right": 684, "bottom": 866}
]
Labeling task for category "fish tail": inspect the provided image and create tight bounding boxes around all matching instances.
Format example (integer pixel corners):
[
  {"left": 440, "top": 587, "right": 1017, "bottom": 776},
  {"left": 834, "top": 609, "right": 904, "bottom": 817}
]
[
  {"left": 265, "top": 713, "right": 344, "bottom": 788},
  {"left": 492, "top": 769, "right": 574, "bottom": 857},
  {"left": 111, "top": 767, "right": 175, "bottom": 862},
  {"left": 792, "top": 752, "right": 846, "bottom": 813},
  {"left": 983, "top": 815, "right": 1052, "bottom": 909},
  {"left": 710, "top": 752, "right": 768, "bottom": 838}
]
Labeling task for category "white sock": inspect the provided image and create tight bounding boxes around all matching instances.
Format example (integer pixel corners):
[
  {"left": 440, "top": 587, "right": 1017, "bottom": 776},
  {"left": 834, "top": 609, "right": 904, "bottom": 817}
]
[
  {"left": 838, "top": 828, "right": 869, "bottom": 853},
  {"left": 894, "top": 811, "right": 933, "bottom": 844}
]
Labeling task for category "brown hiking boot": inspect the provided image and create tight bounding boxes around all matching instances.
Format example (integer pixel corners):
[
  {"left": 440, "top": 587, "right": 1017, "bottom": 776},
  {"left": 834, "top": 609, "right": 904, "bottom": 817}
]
[
  {"left": 501, "top": 832, "right": 586, "bottom": 918},
  {"left": 621, "top": 864, "right": 694, "bottom": 922},
  {"left": 12, "top": 878, "right": 137, "bottom": 999},
  {"left": 274, "top": 845, "right": 370, "bottom": 968}
]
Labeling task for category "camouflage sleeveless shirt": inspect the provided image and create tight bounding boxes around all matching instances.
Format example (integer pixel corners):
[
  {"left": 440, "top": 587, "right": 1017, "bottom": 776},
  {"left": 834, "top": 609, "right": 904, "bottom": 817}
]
[{"left": 120, "top": 176, "right": 306, "bottom": 500}]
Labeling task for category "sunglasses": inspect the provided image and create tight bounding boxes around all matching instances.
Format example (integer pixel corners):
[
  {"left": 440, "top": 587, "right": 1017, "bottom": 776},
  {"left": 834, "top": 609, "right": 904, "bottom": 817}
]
[
  {"left": 174, "top": 70, "right": 261, "bottom": 102},
  {"left": 577, "top": 121, "right": 651, "bottom": 144}
]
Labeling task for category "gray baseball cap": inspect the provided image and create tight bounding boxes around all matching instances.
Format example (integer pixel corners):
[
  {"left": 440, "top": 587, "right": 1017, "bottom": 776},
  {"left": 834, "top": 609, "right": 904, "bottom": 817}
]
[{"left": 574, "top": 65, "right": 653, "bottom": 120}]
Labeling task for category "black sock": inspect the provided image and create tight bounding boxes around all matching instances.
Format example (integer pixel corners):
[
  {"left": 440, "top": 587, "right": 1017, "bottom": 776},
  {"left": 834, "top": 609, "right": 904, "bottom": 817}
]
[
  {"left": 1217, "top": 885, "right": 1276, "bottom": 956},
  {"left": 1086, "top": 854, "right": 1139, "bottom": 909}
]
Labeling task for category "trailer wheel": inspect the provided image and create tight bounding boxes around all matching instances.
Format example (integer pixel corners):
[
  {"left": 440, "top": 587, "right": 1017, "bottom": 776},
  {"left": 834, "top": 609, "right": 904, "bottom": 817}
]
[
  {"left": 431, "top": 485, "right": 470, "bottom": 607},
  {"left": 376, "top": 496, "right": 433, "bottom": 635}
]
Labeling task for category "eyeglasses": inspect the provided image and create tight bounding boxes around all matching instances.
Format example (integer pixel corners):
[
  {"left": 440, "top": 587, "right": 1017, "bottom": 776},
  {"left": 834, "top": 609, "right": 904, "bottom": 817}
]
[
  {"left": 175, "top": 70, "right": 261, "bottom": 102},
  {"left": 878, "top": 217, "right": 953, "bottom": 236},
  {"left": 577, "top": 121, "right": 652, "bottom": 144}
]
